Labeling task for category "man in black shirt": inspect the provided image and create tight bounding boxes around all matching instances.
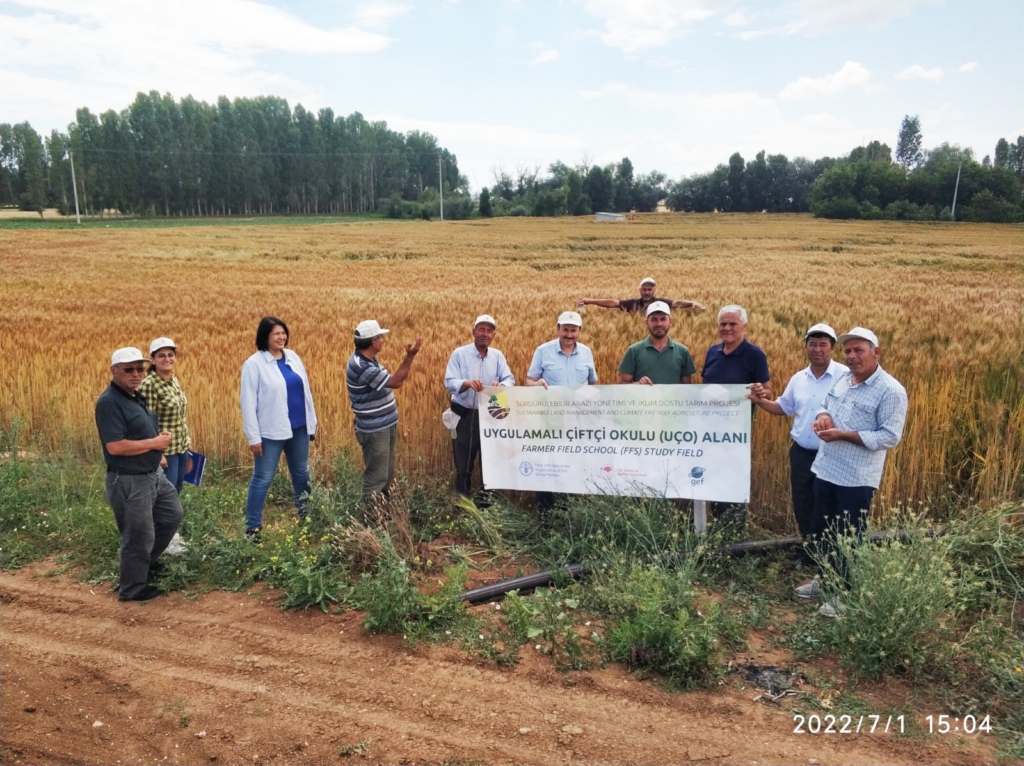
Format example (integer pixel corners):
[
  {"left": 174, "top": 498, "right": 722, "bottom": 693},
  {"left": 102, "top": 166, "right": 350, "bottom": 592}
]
[
  {"left": 577, "top": 277, "right": 705, "bottom": 315},
  {"left": 95, "top": 347, "right": 182, "bottom": 601}
]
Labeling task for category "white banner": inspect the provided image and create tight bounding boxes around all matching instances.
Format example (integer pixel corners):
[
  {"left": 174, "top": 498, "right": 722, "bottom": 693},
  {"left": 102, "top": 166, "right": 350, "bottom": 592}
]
[{"left": 478, "top": 384, "right": 751, "bottom": 502}]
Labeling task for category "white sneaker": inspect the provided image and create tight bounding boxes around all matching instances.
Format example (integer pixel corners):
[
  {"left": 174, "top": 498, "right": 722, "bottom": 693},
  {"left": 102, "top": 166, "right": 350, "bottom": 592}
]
[
  {"left": 164, "top": 533, "right": 187, "bottom": 557},
  {"left": 818, "top": 599, "right": 844, "bottom": 619},
  {"left": 795, "top": 576, "right": 822, "bottom": 600}
]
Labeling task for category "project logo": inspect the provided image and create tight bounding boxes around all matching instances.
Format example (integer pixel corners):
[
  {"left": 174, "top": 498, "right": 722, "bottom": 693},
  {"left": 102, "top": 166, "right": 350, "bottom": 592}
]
[
  {"left": 487, "top": 392, "right": 511, "bottom": 419},
  {"left": 689, "top": 466, "right": 706, "bottom": 479},
  {"left": 519, "top": 462, "right": 534, "bottom": 476}
]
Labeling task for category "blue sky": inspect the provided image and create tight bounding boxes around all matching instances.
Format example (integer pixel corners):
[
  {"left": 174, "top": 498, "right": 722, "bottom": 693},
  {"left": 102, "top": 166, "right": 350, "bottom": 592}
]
[{"left": 2, "top": 0, "right": 1021, "bottom": 190}]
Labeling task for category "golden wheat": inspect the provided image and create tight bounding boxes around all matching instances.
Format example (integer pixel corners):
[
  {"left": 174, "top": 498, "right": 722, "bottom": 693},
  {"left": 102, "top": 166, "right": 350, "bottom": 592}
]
[{"left": 1, "top": 214, "right": 1020, "bottom": 531}]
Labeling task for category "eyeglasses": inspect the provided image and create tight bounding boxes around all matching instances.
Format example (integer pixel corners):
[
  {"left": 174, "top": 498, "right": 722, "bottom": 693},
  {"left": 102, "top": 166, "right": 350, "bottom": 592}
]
[{"left": 119, "top": 365, "right": 147, "bottom": 374}]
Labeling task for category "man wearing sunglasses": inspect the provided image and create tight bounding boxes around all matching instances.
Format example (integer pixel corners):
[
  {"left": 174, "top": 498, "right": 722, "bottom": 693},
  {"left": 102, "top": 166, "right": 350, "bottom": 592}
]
[{"left": 95, "top": 347, "right": 182, "bottom": 602}]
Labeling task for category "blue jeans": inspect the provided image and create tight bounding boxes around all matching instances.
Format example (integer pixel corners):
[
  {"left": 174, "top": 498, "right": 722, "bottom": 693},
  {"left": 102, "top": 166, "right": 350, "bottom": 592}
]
[
  {"left": 245, "top": 426, "right": 310, "bottom": 531},
  {"left": 164, "top": 452, "right": 188, "bottom": 495}
]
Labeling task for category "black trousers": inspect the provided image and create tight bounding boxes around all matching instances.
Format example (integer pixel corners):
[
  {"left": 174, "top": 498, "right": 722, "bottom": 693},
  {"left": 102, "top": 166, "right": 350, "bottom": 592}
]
[
  {"left": 451, "top": 403, "right": 480, "bottom": 497},
  {"left": 809, "top": 478, "right": 875, "bottom": 587},
  {"left": 789, "top": 443, "right": 818, "bottom": 538}
]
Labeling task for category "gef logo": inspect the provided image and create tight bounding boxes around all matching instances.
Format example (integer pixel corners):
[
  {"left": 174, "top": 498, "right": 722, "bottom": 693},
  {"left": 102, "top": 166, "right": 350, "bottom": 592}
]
[{"left": 689, "top": 466, "right": 706, "bottom": 486}]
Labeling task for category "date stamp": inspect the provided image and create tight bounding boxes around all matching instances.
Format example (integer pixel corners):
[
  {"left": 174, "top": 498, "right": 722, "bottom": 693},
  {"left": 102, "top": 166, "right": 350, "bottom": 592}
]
[{"left": 793, "top": 714, "right": 904, "bottom": 735}]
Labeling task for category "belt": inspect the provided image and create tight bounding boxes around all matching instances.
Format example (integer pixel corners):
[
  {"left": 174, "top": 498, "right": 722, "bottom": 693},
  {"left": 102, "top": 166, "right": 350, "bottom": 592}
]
[
  {"left": 450, "top": 401, "right": 477, "bottom": 417},
  {"left": 107, "top": 468, "right": 157, "bottom": 476},
  {"left": 791, "top": 443, "right": 818, "bottom": 454}
]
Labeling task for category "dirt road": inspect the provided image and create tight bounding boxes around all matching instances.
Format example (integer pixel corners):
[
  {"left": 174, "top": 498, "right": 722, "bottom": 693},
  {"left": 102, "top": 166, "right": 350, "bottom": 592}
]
[{"left": 1, "top": 563, "right": 997, "bottom": 765}]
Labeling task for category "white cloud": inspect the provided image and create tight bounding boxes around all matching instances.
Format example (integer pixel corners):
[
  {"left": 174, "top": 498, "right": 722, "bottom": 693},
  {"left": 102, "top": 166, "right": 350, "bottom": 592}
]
[
  {"left": 0, "top": 0, "right": 391, "bottom": 127},
  {"left": 723, "top": 10, "right": 753, "bottom": 26},
  {"left": 779, "top": 61, "right": 874, "bottom": 100},
  {"left": 896, "top": 64, "right": 944, "bottom": 82},
  {"left": 580, "top": 0, "right": 731, "bottom": 52},
  {"left": 733, "top": 0, "right": 940, "bottom": 40},
  {"left": 958, "top": 61, "right": 979, "bottom": 73},
  {"left": 351, "top": 2, "right": 413, "bottom": 30},
  {"left": 531, "top": 49, "right": 560, "bottom": 65},
  {"left": 379, "top": 114, "right": 585, "bottom": 151}
]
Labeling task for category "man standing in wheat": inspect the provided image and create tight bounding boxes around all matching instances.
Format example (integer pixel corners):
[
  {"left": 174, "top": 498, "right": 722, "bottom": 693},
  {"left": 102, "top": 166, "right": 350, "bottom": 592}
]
[
  {"left": 802, "top": 327, "right": 908, "bottom": 618},
  {"left": 443, "top": 314, "right": 515, "bottom": 499},
  {"left": 577, "top": 277, "right": 705, "bottom": 315}
]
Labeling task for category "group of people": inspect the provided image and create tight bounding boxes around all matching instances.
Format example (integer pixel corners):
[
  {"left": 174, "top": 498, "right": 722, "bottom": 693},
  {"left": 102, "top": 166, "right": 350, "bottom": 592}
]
[{"left": 96, "top": 277, "right": 907, "bottom": 617}]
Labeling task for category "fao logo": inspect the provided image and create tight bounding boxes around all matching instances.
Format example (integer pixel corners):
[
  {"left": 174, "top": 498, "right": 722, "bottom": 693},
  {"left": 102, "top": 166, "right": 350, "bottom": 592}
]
[{"left": 519, "top": 462, "right": 534, "bottom": 476}]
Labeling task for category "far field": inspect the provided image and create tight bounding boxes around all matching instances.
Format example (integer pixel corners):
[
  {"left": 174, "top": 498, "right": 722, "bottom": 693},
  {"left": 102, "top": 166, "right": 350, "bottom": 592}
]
[{"left": 1, "top": 213, "right": 1020, "bottom": 529}]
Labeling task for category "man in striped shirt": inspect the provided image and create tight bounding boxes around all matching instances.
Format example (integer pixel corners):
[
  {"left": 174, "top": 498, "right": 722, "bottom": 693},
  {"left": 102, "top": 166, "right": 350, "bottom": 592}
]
[{"left": 346, "top": 320, "right": 422, "bottom": 502}]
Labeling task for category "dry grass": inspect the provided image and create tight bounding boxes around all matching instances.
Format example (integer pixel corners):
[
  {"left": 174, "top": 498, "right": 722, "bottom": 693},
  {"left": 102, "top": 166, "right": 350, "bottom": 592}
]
[{"left": 1, "top": 213, "right": 1020, "bottom": 531}]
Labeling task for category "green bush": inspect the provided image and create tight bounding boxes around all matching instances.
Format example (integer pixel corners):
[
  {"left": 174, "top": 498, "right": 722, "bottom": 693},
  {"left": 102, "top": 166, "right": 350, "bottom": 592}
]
[
  {"left": 503, "top": 587, "right": 593, "bottom": 670},
  {"left": 964, "top": 189, "right": 1024, "bottom": 222}
]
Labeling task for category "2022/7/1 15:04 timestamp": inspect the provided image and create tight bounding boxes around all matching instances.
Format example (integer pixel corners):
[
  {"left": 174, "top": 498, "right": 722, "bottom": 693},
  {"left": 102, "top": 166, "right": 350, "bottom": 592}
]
[{"left": 792, "top": 714, "right": 993, "bottom": 735}]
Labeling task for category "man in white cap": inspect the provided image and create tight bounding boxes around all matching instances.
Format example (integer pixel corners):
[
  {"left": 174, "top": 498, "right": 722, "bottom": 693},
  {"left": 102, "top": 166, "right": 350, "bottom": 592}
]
[
  {"left": 577, "top": 277, "right": 705, "bottom": 315},
  {"left": 95, "top": 347, "right": 182, "bottom": 601},
  {"left": 618, "top": 302, "right": 696, "bottom": 385},
  {"left": 346, "top": 320, "right": 423, "bottom": 502},
  {"left": 806, "top": 327, "right": 908, "bottom": 617},
  {"left": 526, "top": 310, "right": 598, "bottom": 515},
  {"left": 443, "top": 315, "right": 514, "bottom": 498},
  {"left": 748, "top": 324, "right": 848, "bottom": 542}
]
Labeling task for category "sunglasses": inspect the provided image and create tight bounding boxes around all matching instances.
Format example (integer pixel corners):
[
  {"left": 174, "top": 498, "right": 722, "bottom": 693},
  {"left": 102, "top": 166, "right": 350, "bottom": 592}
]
[{"left": 119, "top": 365, "right": 147, "bottom": 374}]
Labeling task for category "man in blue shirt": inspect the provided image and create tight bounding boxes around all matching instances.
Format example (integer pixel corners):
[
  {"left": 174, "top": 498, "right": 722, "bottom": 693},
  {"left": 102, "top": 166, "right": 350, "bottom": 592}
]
[
  {"left": 443, "top": 315, "right": 515, "bottom": 498},
  {"left": 701, "top": 304, "right": 772, "bottom": 537},
  {"left": 526, "top": 310, "right": 597, "bottom": 516},
  {"left": 346, "top": 320, "right": 422, "bottom": 503},
  {"left": 749, "top": 323, "right": 848, "bottom": 543}
]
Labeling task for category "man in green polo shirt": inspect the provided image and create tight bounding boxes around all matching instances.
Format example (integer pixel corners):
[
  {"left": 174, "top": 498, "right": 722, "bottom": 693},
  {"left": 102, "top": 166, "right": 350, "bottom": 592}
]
[{"left": 618, "top": 302, "right": 697, "bottom": 385}]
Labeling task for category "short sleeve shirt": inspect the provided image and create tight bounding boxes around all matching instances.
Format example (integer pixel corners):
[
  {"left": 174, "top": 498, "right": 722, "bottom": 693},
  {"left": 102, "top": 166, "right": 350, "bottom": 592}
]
[
  {"left": 701, "top": 339, "right": 770, "bottom": 385},
  {"left": 346, "top": 352, "right": 398, "bottom": 433},
  {"left": 618, "top": 337, "right": 697, "bottom": 384},
  {"left": 618, "top": 297, "right": 676, "bottom": 314},
  {"left": 95, "top": 383, "right": 162, "bottom": 474},
  {"left": 527, "top": 340, "right": 598, "bottom": 386}
]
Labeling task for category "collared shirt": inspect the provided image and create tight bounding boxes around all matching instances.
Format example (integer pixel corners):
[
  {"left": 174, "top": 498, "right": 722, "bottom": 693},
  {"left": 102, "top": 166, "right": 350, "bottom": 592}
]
[
  {"left": 347, "top": 352, "right": 398, "bottom": 433},
  {"left": 95, "top": 382, "right": 162, "bottom": 474},
  {"left": 527, "top": 339, "right": 598, "bottom": 386},
  {"left": 701, "top": 338, "right": 770, "bottom": 385},
  {"left": 811, "top": 364, "right": 908, "bottom": 489},
  {"left": 240, "top": 349, "right": 318, "bottom": 445},
  {"left": 775, "top": 360, "right": 849, "bottom": 450},
  {"left": 444, "top": 344, "right": 515, "bottom": 409},
  {"left": 618, "top": 337, "right": 697, "bottom": 384},
  {"left": 136, "top": 372, "right": 190, "bottom": 454}
]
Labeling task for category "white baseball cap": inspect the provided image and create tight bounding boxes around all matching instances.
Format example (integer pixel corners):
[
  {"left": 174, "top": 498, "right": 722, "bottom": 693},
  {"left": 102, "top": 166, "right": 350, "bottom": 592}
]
[
  {"left": 557, "top": 311, "right": 582, "bottom": 326},
  {"left": 804, "top": 323, "right": 837, "bottom": 342},
  {"left": 646, "top": 301, "right": 671, "bottom": 316},
  {"left": 149, "top": 337, "right": 177, "bottom": 355},
  {"left": 111, "top": 347, "right": 147, "bottom": 366},
  {"left": 639, "top": 277, "right": 656, "bottom": 287},
  {"left": 354, "top": 320, "right": 390, "bottom": 340},
  {"left": 474, "top": 314, "right": 497, "bottom": 328},
  {"left": 838, "top": 326, "right": 879, "bottom": 347}
]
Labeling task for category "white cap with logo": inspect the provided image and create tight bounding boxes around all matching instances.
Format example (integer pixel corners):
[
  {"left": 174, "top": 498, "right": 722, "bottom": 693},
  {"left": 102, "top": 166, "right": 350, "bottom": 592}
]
[
  {"left": 474, "top": 314, "right": 497, "bottom": 328},
  {"left": 149, "top": 337, "right": 177, "bottom": 355},
  {"left": 111, "top": 347, "right": 147, "bottom": 366},
  {"left": 354, "top": 320, "right": 390, "bottom": 340},
  {"left": 804, "top": 323, "right": 837, "bottom": 342},
  {"left": 646, "top": 301, "right": 671, "bottom": 316},
  {"left": 639, "top": 277, "right": 656, "bottom": 287},
  {"left": 837, "top": 327, "right": 879, "bottom": 347},
  {"left": 557, "top": 311, "right": 582, "bottom": 326}
]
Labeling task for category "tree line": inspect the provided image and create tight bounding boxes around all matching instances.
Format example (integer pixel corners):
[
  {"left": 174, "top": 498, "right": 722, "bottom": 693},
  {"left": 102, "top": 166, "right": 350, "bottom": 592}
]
[
  {"left": 3, "top": 99, "right": 1022, "bottom": 223},
  {"left": 1, "top": 91, "right": 465, "bottom": 217}
]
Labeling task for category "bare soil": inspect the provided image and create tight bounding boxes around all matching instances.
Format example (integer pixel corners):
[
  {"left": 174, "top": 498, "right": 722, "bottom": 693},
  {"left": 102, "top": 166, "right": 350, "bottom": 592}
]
[{"left": 1, "top": 563, "right": 999, "bottom": 766}]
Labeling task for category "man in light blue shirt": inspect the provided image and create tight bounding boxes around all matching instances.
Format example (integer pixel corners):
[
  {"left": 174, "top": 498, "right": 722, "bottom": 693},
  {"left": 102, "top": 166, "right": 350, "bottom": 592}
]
[
  {"left": 526, "top": 311, "right": 598, "bottom": 388},
  {"left": 526, "top": 310, "right": 597, "bottom": 516},
  {"left": 749, "top": 323, "right": 848, "bottom": 540},
  {"left": 443, "top": 315, "right": 515, "bottom": 497}
]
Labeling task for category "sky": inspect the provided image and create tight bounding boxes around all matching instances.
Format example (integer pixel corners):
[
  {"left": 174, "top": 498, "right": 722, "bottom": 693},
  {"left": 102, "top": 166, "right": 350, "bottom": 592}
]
[{"left": 1, "top": 0, "right": 1021, "bottom": 191}]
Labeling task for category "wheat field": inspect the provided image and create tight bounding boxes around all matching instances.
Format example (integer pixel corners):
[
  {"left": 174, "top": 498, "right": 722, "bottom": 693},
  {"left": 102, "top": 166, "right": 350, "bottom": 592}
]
[{"left": 2, "top": 214, "right": 1020, "bottom": 531}]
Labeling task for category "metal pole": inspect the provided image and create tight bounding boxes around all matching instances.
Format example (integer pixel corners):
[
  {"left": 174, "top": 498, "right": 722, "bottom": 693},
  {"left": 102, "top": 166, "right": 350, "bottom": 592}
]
[
  {"left": 68, "top": 150, "right": 81, "bottom": 224},
  {"left": 693, "top": 499, "right": 707, "bottom": 535},
  {"left": 950, "top": 162, "right": 962, "bottom": 221},
  {"left": 438, "top": 154, "right": 444, "bottom": 222}
]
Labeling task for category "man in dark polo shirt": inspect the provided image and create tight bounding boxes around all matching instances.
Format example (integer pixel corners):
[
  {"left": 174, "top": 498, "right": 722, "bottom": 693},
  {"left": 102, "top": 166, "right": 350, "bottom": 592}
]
[
  {"left": 578, "top": 277, "right": 705, "bottom": 315},
  {"left": 95, "top": 347, "right": 182, "bottom": 602},
  {"left": 700, "top": 304, "right": 772, "bottom": 537},
  {"left": 618, "top": 302, "right": 697, "bottom": 384}
]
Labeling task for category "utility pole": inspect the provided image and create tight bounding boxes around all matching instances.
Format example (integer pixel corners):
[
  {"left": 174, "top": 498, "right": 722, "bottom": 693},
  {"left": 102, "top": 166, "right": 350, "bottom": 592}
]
[
  {"left": 950, "top": 162, "right": 962, "bottom": 221},
  {"left": 438, "top": 154, "right": 444, "bottom": 222},
  {"left": 68, "top": 150, "right": 81, "bottom": 224}
]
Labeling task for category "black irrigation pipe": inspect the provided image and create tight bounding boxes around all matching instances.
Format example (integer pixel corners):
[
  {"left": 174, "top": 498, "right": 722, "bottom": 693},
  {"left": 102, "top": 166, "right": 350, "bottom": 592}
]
[{"left": 460, "top": 528, "right": 944, "bottom": 605}]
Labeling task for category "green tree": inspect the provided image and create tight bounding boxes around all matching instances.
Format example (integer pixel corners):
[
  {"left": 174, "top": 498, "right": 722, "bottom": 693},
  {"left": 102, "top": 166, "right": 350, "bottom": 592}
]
[
  {"left": 993, "top": 138, "right": 1010, "bottom": 168},
  {"left": 478, "top": 186, "right": 492, "bottom": 217},
  {"left": 13, "top": 122, "right": 46, "bottom": 216},
  {"left": 583, "top": 165, "right": 613, "bottom": 212},
  {"left": 613, "top": 157, "right": 634, "bottom": 211},
  {"left": 896, "top": 115, "right": 923, "bottom": 169},
  {"left": 726, "top": 152, "right": 745, "bottom": 211}
]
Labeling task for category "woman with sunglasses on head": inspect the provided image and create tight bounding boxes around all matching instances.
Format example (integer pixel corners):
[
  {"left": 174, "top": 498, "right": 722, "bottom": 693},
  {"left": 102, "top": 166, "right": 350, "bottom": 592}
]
[
  {"left": 240, "top": 316, "right": 318, "bottom": 541},
  {"left": 137, "top": 337, "right": 191, "bottom": 555}
]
